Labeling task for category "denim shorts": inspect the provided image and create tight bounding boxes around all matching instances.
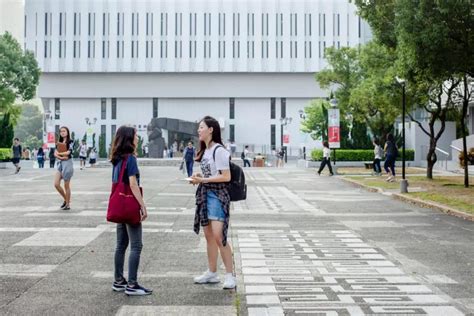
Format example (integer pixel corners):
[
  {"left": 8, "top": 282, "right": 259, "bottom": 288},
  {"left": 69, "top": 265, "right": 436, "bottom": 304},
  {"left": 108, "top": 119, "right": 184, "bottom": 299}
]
[{"left": 207, "top": 191, "right": 226, "bottom": 222}]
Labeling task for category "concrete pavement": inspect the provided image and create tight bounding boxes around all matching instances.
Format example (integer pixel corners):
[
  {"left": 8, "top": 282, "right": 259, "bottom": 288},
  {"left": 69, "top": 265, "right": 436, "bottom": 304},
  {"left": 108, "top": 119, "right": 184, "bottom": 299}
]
[{"left": 0, "top": 163, "right": 472, "bottom": 315}]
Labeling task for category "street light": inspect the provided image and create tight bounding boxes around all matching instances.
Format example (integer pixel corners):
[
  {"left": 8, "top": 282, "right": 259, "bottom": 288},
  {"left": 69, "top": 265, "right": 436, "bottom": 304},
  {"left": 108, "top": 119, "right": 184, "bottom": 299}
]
[
  {"left": 85, "top": 117, "right": 97, "bottom": 126},
  {"left": 395, "top": 76, "right": 408, "bottom": 193},
  {"left": 280, "top": 117, "right": 292, "bottom": 163}
]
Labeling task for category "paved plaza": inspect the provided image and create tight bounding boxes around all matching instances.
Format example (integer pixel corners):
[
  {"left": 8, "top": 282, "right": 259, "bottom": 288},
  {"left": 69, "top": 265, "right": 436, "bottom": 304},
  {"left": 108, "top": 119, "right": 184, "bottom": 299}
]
[{"left": 0, "top": 163, "right": 473, "bottom": 315}]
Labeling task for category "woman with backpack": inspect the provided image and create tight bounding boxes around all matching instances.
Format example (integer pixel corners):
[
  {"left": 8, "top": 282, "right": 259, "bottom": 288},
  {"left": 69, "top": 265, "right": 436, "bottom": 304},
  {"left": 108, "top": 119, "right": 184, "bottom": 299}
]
[
  {"left": 384, "top": 133, "right": 398, "bottom": 182},
  {"left": 37, "top": 147, "right": 45, "bottom": 168},
  {"left": 110, "top": 126, "right": 152, "bottom": 296},
  {"left": 189, "top": 116, "right": 236, "bottom": 290}
]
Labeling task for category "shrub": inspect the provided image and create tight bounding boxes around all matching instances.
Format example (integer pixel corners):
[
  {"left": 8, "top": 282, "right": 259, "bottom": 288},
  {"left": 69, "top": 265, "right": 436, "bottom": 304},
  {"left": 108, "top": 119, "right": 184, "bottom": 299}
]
[
  {"left": 311, "top": 149, "right": 415, "bottom": 161},
  {"left": 0, "top": 148, "right": 12, "bottom": 161}
]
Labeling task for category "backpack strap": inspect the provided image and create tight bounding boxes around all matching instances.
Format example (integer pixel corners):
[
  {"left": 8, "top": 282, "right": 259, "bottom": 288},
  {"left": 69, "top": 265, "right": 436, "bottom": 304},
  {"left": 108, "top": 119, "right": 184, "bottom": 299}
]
[{"left": 212, "top": 145, "right": 225, "bottom": 161}]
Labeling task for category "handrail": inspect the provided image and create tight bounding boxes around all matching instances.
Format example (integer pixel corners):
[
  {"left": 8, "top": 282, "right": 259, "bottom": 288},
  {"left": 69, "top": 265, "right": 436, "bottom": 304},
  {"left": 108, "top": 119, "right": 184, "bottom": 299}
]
[
  {"left": 435, "top": 147, "right": 449, "bottom": 156},
  {"left": 450, "top": 145, "right": 462, "bottom": 152}
]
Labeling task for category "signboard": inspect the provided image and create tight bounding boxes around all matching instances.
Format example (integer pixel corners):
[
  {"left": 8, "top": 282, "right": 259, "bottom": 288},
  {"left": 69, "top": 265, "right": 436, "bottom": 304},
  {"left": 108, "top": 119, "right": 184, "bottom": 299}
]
[
  {"left": 328, "top": 108, "right": 340, "bottom": 148},
  {"left": 86, "top": 127, "right": 94, "bottom": 148},
  {"left": 283, "top": 134, "right": 290, "bottom": 145},
  {"left": 47, "top": 132, "right": 55, "bottom": 147}
]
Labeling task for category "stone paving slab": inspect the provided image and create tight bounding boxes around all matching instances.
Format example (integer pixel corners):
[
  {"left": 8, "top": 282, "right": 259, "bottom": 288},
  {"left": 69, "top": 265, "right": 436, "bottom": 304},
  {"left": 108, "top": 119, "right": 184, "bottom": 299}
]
[{"left": 0, "top": 164, "right": 472, "bottom": 315}]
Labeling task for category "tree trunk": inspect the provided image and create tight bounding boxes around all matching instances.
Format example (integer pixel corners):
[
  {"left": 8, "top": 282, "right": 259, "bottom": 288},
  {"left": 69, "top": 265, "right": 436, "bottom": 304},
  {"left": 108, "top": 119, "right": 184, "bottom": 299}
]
[{"left": 461, "top": 75, "right": 470, "bottom": 188}]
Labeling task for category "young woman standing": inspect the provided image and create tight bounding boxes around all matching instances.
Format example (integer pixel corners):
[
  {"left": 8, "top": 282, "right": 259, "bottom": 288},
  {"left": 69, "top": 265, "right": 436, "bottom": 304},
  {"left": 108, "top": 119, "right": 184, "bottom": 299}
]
[
  {"left": 384, "top": 133, "right": 398, "bottom": 182},
  {"left": 190, "top": 116, "right": 236, "bottom": 290},
  {"left": 54, "top": 127, "right": 74, "bottom": 210},
  {"left": 110, "top": 126, "right": 151, "bottom": 296}
]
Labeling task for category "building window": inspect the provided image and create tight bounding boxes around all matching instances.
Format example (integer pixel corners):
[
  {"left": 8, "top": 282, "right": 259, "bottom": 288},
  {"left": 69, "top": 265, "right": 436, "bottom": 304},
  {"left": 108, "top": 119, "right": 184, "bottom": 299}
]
[
  {"left": 271, "top": 124, "right": 276, "bottom": 150},
  {"left": 271, "top": 98, "right": 276, "bottom": 119},
  {"left": 101, "top": 125, "right": 106, "bottom": 145},
  {"left": 111, "top": 98, "right": 117, "bottom": 119},
  {"left": 358, "top": 16, "right": 361, "bottom": 38},
  {"left": 111, "top": 125, "right": 117, "bottom": 140},
  {"left": 55, "top": 125, "right": 60, "bottom": 137},
  {"left": 44, "top": 13, "right": 48, "bottom": 36},
  {"left": 280, "top": 98, "right": 286, "bottom": 118},
  {"left": 153, "top": 98, "right": 158, "bottom": 118},
  {"left": 229, "top": 98, "right": 235, "bottom": 119},
  {"left": 229, "top": 124, "right": 235, "bottom": 142},
  {"left": 101, "top": 98, "right": 106, "bottom": 120},
  {"left": 54, "top": 98, "right": 60, "bottom": 119}
]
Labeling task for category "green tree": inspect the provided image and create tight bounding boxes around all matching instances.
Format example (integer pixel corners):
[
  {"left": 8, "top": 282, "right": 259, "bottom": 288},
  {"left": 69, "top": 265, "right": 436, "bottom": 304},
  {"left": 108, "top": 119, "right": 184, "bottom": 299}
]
[
  {"left": 300, "top": 99, "right": 329, "bottom": 141},
  {"left": 137, "top": 135, "right": 144, "bottom": 157},
  {"left": 0, "top": 32, "right": 40, "bottom": 147},
  {"left": 99, "top": 134, "right": 107, "bottom": 158},
  {"left": 356, "top": 0, "right": 474, "bottom": 186},
  {"left": 13, "top": 104, "right": 43, "bottom": 149}
]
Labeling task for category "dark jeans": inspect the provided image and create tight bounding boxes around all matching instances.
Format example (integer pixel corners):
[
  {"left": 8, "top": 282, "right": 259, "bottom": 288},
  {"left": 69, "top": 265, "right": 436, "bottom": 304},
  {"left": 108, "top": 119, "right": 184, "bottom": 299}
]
[
  {"left": 38, "top": 158, "right": 44, "bottom": 168},
  {"left": 318, "top": 158, "right": 333, "bottom": 174},
  {"left": 373, "top": 158, "right": 381, "bottom": 173},
  {"left": 185, "top": 160, "right": 194, "bottom": 177},
  {"left": 243, "top": 159, "right": 251, "bottom": 167},
  {"left": 114, "top": 223, "right": 143, "bottom": 285},
  {"left": 384, "top": 154, "right": 396, "bottom": 176},
  {"left": 49, "top": 159, "right": 56, "bottom": 168}
]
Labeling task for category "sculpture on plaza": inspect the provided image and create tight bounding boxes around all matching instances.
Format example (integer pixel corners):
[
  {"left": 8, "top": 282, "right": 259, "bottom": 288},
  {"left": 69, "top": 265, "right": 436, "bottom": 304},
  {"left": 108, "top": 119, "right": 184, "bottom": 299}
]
[{"left": 147, "top": 118, "right": 199, "bottom": 158}]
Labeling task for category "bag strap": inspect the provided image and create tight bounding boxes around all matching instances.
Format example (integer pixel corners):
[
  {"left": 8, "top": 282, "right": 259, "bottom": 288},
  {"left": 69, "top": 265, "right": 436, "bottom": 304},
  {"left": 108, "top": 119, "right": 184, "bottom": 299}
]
[
  {"left": 212, "top": 145, "right": 224, "bottom": 161},
  {"left": 117, "top": 155, "right": 129, "bottom": 183}
]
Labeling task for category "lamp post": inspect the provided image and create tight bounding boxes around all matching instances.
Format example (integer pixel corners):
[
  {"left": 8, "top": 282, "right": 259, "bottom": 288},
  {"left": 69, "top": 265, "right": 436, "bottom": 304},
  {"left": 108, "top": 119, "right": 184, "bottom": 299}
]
[
  {"left": 298, "top": 110, "right": 307, "bottom": 160},
  {"left": 396, "top": 77, "right": 408, "bottom": 193},
  {"left": 280, "top": 117, "right": 292, "bottom": 163},
  {"left": 328, "top": 98, "right": 340, "bottom": 167},
  {"left": 84, "top": 117, "right": 97, "bottom": 149}
]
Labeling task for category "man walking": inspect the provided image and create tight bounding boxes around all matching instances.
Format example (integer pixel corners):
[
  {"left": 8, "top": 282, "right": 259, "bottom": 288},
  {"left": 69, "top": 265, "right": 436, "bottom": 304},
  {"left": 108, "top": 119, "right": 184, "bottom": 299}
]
[
  {"left": 242, "top": 145, "right": 251, "bottom": 168},
  {"left": 11, "top": 138, "right": 22, "bottom": 174}
]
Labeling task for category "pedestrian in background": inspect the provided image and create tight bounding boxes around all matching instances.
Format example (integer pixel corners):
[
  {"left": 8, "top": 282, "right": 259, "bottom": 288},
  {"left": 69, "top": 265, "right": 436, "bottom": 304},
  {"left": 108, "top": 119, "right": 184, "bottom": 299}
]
[
  {"left": 384, "top": 133, "right": 398, "bottom": 182},
  {"left": 49, "top": 146, "right": 56, "bottom": 168},
  {"left": 11, "top": 138, "right": 22, "bottom": 174},
  {"left": 37, "top": 147, "right": 45, "bottom": 168},
  {"left": 79, "top": 140, "right": 88, "bottom": 170},
  {"left": 183, "top": 141, "right": 196, "bottom": 177},
  {"left": 317, "top": 141, "right": 334, "bottom": 176},
  {"left": 373, "top": 138, "right": 382, "bottom": 176},
  {"left": 242, "top": 145, "right": 251, "bottom": 167}
]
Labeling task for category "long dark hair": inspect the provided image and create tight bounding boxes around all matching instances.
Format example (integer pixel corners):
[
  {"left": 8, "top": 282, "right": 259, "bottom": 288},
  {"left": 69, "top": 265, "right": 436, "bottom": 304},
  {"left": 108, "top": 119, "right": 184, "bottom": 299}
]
[
  {"left": 58, "top": 126, "right": 71, "bottom": 143},
  {"left": 110, "top": 126, "right": 136, "bottom": 165},
  {"left": 386, "top": 133, "right": 394, "bottom": 143},
  {"left": 195, "top": 116, "right": 223, "bottom": 162},
  {"left": 323, "top": 141, "right": 329, "bottom": 148},
  {"left": 38, "top": 147, "right": 44, "bottom": 155}
]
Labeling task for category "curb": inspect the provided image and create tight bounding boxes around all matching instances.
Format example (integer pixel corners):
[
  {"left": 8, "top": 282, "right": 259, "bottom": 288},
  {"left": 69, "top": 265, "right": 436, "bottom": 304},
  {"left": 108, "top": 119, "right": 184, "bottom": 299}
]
[{"left": 340, "top": 177, "right": 474, "bottom": 222}]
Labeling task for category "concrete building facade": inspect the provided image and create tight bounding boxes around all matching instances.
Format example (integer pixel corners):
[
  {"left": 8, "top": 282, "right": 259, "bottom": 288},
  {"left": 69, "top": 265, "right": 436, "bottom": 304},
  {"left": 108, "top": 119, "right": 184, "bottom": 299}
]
[{"left": 25, "top": 0, "right": 372, "bottom": 155}]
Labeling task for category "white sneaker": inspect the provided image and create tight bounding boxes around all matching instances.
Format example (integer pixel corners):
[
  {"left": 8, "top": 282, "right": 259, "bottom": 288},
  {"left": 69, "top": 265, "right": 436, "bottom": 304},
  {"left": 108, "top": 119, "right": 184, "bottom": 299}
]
[
  {"left": 223, "top": 273, "right": 236, "bottom": 289},
  {"left": 194, "top": 270, "right": 220, "bottom": 284}
]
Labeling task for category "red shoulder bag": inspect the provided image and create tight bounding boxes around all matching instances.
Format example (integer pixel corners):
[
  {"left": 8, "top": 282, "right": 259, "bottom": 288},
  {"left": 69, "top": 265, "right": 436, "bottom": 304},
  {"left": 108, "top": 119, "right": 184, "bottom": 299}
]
[{"left": 106, "top": 156, "right": 142, "bottom": 224}]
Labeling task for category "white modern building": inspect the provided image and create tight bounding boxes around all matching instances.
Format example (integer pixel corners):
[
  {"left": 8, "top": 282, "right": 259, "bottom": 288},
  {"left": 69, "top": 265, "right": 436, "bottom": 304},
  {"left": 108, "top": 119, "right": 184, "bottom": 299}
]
[{"left": 25, "top": 0, "right": 372, "bottom": 155}]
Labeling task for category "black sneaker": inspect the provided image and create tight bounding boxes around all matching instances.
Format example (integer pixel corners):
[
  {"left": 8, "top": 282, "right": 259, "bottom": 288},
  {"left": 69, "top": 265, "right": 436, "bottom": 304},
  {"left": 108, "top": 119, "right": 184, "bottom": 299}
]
[
  {"left": 125, "top": 283, "right": 153, "bottom": 296},
  {"left": 112, "top": 279, "right": 128, "bottom": 292},
  {"left": 63, "top": 205, "right": 70, "bottom": 211},
  {"left": 60, "top": 201, "right": 67, "bottom": 209}
]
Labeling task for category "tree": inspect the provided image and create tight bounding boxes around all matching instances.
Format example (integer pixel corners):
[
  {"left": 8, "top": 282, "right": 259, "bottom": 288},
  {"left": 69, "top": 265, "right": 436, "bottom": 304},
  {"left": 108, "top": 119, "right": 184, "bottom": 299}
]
[
  {"left": 300, "top": 99, "right": 329, "bottom": 141},
  {"left": 357, "top": 0, "right": 474, "bottom": 186},
  {"left": 14, "top": 104, "right": 43, "bottom": 149},
  {"left": 99, "top": 134, "right": 107, "bottom": 158},
  {"left": 137, "top": 135, "right": 144, "bottom": 157},
  {"left": 0, "top": 32, "right": 40, "bottom": 146},
  {"left": 0, "top": 113, "right": 14, "bottom": 148}
]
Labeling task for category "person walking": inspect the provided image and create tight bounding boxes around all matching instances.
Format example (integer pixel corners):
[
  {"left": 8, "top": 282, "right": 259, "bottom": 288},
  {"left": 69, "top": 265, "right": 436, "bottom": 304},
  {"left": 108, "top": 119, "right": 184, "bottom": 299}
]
[
  {"left": 277, "top": 148, "right": 285, "bottom": 168},
  {"left": 189, "top": 116, "right": 236, "bottom": 290},
  {"left": 384, "top": 133, "right": 398, "bottom": 182},
  {"left": 183, "top": 141, "right": 196, "bottom": 177},
  {"left": 54, "top": 126, "right": 74, "bottom": 210},
  {"left": 109, "top": 126, "right": 152, "bottom": 296},
  {"left": 79, "top": 140, "right": 88, "bottom": 170},
  {"left": 241, "top": 145, "right": 251, "bottom": 167},
  {"left": 89, "top": 148, "right": 97, "bottom": 167},
  {"left": 317, "top": 141, "right": 334, "bottom": 176},
  {"left": 49, "top": 146, "right": 56, "bottom": 168},
  {"left": 37, "top": 147, "right": 45, "bottom": 168},
  {"left": 230, "top": 141, "right": 237, "bottom": 157},
  {"left": 11, "top": 138, "right": 22, "bottom": 174},
  {"left": 373, "top": 138, "right": 382, "bottom": 176}
]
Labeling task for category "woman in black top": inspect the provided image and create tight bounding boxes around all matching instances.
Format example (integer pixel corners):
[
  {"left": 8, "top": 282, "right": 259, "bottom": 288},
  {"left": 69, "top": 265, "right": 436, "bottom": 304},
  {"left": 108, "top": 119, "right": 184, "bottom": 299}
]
[{"left": 384, "top": 133, "right": 398, "bottom": 182}]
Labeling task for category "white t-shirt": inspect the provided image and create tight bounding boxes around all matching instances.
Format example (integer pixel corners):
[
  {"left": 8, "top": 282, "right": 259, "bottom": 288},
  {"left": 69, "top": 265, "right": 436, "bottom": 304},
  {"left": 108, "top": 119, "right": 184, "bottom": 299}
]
[
  {"left": 79, "top": 144, "right": 88, "bottom": 157},
  {"left": 200, "top": 144, "right": 230, "bottom": 178},
  {"left": 244, "top": 149, "right": 249, "bottom": 159},
  {"left": 323, "top": 147, "right": 331, "bottom": 158}
]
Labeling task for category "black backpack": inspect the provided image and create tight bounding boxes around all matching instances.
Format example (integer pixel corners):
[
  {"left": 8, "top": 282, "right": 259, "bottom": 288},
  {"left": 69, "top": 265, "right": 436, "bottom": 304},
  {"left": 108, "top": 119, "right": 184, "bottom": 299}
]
[
  {"left": 213, "top": 146, "right": 247, "bottom": 202},
  {"left": 241, "top": 151, "right": 245, "bottom": 159}
]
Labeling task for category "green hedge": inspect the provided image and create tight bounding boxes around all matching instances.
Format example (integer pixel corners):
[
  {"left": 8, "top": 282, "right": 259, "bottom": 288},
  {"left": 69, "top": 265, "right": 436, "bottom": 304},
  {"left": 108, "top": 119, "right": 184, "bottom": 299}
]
[
  {"left": 0, "top": 148, "right": 12, "bottom": 161},
  {"left": 311, "top": 149, "right": 415, "bottom": 161}
]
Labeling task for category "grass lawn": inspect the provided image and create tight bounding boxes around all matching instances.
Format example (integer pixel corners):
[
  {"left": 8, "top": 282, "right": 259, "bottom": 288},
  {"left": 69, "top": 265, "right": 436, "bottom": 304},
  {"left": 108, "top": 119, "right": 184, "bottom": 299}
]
[
  {"left": 346, "top": 175, "right": 474, "bottom": 215},
  {"left": 337, "top": 167, "right": 424, "bottom": 175}
]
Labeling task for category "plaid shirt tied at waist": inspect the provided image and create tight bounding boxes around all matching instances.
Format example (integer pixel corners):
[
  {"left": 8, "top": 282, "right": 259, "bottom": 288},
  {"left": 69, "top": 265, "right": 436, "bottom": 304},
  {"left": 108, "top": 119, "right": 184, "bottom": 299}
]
[{"left": 193, "top": 182, "right": 231, "bottom": 246}]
